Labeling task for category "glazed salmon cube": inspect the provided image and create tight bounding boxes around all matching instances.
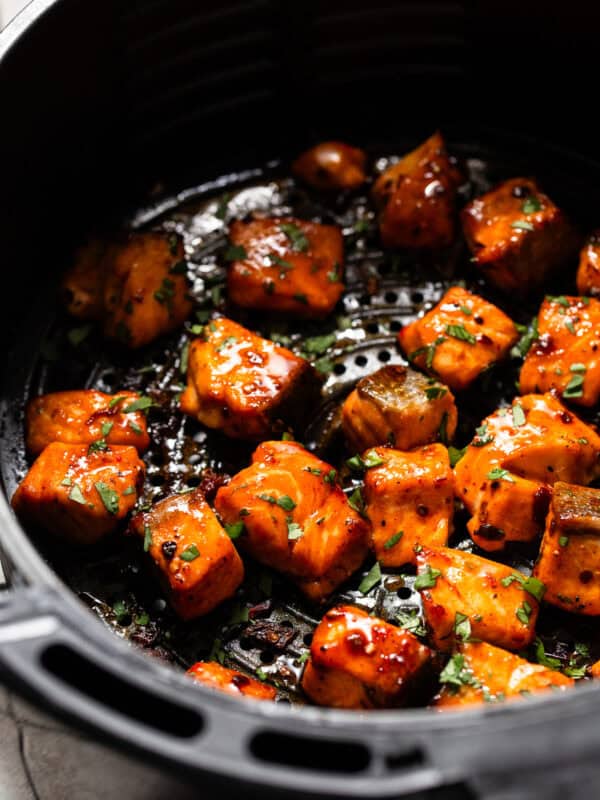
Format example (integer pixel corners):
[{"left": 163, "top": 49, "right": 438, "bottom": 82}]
[
  {"left": 591, "top": 659, "right": 600, "bottom": 679},
  {"left": 292, "top": 141, "right": 367, "bottom": 191},
  {"left": 434, "top": 642, "right": 573, "bottom": 709},
  {"left": 226, "top": 217, "right": 344, "bottom": 319},
  {"left": 371, "top": 131, "right": 462, "bottom": 249},
  {"left": 415, "top": 546, "right": 540, "bottom": 652},
  {"left": 62, "top": 238, "right": 111, "bottom": 321},
  {"left": 519, "top": 295, "right": 600, "bottom": 407},
  {"left": 25, "top": 390, "right": 150, "bottom": 455},
  {"left": 180, "top": 317, "right": 319, "bottom": 440},
  {"left": 187, "top": 662, "right": 276, "bottom": 701},
  {"left": 398, "top": 287, "right": 518, "bottom": 391},
  {"left": 11, "top": 443, "right": 144, "bottom": 545},
  {"left": 301, "top": 605, "right": 431, "bottom": 709},
  {"left": 129, "top": 488, "right": 244, "bottom": 620},
  {"left": 341, "top": 365, "right": 457, "bottom": 452},
  {"left": 534, "top": 482, "right": 600, "bottom": 615},
  {"left": 461, "top": 177, "right": 578, "bottom": 295},
  {"left": 214, "top": 441, "right": 370, "bottom": 602},
  {"left": 363, "top": 444, "right": 454, "bottom": 567},
  {"left": 576, "top": 231, "right": 600, "bottom": 296},
  {"left": 103, "top": 231, "right": 192, "bottom": 348},
  {"left": 454, "top": 394, "right": 600, "bottom": 551}
]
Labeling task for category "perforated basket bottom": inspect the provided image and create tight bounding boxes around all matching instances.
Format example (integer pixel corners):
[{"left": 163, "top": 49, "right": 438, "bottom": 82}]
[{"left": 17, "top": 144, "right": 600, "bottom": 704}]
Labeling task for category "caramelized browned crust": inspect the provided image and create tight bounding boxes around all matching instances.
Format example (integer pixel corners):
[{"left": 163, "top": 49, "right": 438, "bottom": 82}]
[
  {"left": 454, "top": 394, "right": 600, "bottom": 550},
  {"left": 12, "top": 443, "right": 144, "bottom": 545},
  {"left": 180, "top": 317, "right": 319, "bottom": 440},
  {"left": 187, "top": 662, "right": 276, "bottom": 700},
  {"left": 302, "top": 605, "right": 431, "bottom": 709},
  {"left": 26, "top": 390, "right": 150, "bottom": 455},
  {"left": 341, "top": 365, "right": 457, "bottom": 451},
  {"left": 227, "top": 217, "right": 344, "bottom": 319},
  {"left": 398, "top": 286, "right": 518, "bottom": 391},
  {"left": 416, "top": 546, "right": 539, "bottom": 652},
  {"left": 462, "top": 177, "right": 579, "bottom": 294},
  {"left": 129, "top": 488, "right": 244, "bottom": 620},
  {"left": 214, "top": 441, "right": 370, "bottom": 602},
  {"left": 292, "top": 142, "right": 367, "bottom": 191},
  {"left": 519, "top": 295, "right": 600, "bottom": 407},
  {"left": 372, "top": 131, "right": 462, "bottom": 249}
]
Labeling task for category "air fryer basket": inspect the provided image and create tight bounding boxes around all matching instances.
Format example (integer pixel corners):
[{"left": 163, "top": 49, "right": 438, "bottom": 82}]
[{"left": 3, "top": 2, "right": 600, "bottom": 799}]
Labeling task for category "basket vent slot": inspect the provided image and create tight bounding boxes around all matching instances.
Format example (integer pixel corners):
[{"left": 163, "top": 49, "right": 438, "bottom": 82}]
[
  {"left": 41, "top": 644, "right": 203, "bottom": 738},
  {"left": 250, "top": 730, "right": 370, "bottom": 773}
]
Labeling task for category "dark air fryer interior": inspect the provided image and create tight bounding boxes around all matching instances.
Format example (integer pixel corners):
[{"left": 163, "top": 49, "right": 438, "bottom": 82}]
[{"left": 3, "top": 2, "right": 600, "bottom": 798}]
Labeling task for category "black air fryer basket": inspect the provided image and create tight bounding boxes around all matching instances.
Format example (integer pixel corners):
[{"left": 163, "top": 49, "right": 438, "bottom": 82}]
[{"left": 3, "top": 2, "right": 600, "bottom": 798}]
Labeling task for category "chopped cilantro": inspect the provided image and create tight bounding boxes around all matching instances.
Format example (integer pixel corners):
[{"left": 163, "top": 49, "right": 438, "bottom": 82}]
[
  {"left": 347, "top": 487, "right": 366, "bottom": 516},
  {"left": 559, "top": 535, "right": 569, "bottom": 547},
  {"left": 454, "top": 612, "right": 472, "bottom": 642},
  {"left": 122, "top": 486, "right": 136, "bottom": 496},
  {"left": 180, "top": 544, "right": 200, "bottom": 562},
  {"left": 446, "top": 324, "right": 476, "bottom": 344},
  {"left": 472, "top": 423, "right": 494, "bottom": 447},
  {"left": 522, "top": 196, "right": 542, "bottom": 214},
  {"left": 511, "top": 220, "right": 535, "bottom": 232},
  {"left": 279, "top": 222, "right": 309, "bottom": 252},
  {"left": 129, "top": 421, "right": 143, "bottom": 435},
  {"left": 287, "top": 520, "right": 304, "bottom": 540},
  {"left": 143, "top": 525, "right": 152, "bottom": 552},
  {"left": 94, "top": 482, "right": 119, "bottom": 514},
  {"left": 564, "top": 373, "right": 584, "bottom": 398},
  {"left": 425, "top": 385, "right": 448, "bottom": 400},
  {"left": 438, "top": 412, "right": 449, "bottom": 445},
  {"left": 358, "top": 561, "right": 382, "bottom": 594},
  {"left": 383, "top": 531, "right": 403, "bottom": 550},
  {"left": 512, "top": 404, "right": 526, "bottom": 427},
  {"left": 225, "top": 521, "right": 245, "bottom": 540},
  {"left": 180, "top": 341, "right": 189, "bottom": 375},
  {"left": 314, "top": 356, "right": 335, "bottom": 374},
  {"left": 414, "top": 566, "right": 442, "bottom": 591},
  {"left": 223, "top": 244, "right": 247, "bottom": 261},
  {"left": 134, "top": 612, "right": 150, "bottom": 626},
  {"left": 487, "top": 467, "right": 514, "bottom": 483},
  {"left": 516, "top": 600, "right": 532, "bottom": 626},
  {"left": 534, "top": 637, "right": 561, "bottom": 669},
  {"left": 448, "top": 446, "right": 467, "bottom": 467},
  {"left": 396, "top": 609, "right": 426, "bottom": 637},
  {"left": 512, "top": 317, "right": 539, "bottom": 358},
  {"left": 267, "top": 252, "right": 294, "bottom": 270},
  {"left": 68, "top": 324, "right": 93, "bottom": 347},
  {"left": 101, "top": 421, "right": 114, "bottom": 438},
  {"left": 302, "top": 333, "right": 336, "bottom": 355},
  {"left": 123, "top": 396, "right": 154, "bottom": 413},
  {"left": 565, "top": 319, "right": 576, "bottom": 335},
  {"left": 68, "top": 484, "right": 86, "bottom": 505},
  {"left": 440, "top": 654, "right": 479, "bottom": 690}
]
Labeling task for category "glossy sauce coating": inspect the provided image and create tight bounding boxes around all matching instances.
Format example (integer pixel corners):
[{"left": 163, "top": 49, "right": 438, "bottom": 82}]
[
  {"left": 461, "top": 177, "right": 578, "bottom": 294},
  {"left": 363, "top": 444, "right": 454, "bottom": 566},
  {"left": 214, "top": 441, "right": 370, "bottom": 602},
  {"left": 454, "top": 393, "right": 600, "bottom": 550},
  {"left": 12, "top": 443, "right": 144, "bottom": 545},
  {"left": 576, "top": 232, "right": 600, "bottom": 296},
  {"left": 26, "top": 390, "right": 150, "bottom": 455},
  {"left": 227, "top": 217, "right": 344, "bottom": 318},
  {"left": 187, "top": 661, "right": 276, "bottom": 700},
  {"left": 341, "top": 364, "right": 457, "bottom": 452},
  {"left": 519, "top": 295, "right": 600, "bottom": 407},
  {"left": 62, "top": 238, "right": 110, "bottom": 320},
  {"left": 434, "top": 642, "right": 572, "bottom": 709},
  {"left": 292, "top": 141, "right": 367, "bottom": 191},
  {"left": 416, "top": 546, "right": 539, "bottom": 652},
  {"left": 180, "top": 317, "right": 318, "bottom": 440},
  {"left": 534, "top": 482, "right": 600, "bottom": 615},
  {"left": 103, "top": 232, "right": 192, "bottom": 348},
  {"left": 129, "top": 488, "right": 244, "bottom": 620},
  {"left": 372, "top": 131, "right": 461, "bottom": 249},
  {"left": 302, "top": 605, "right": 431, "bottom": 709},
  {"left": 398, "top": 286, "right": 518, "bottom": 391}
]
